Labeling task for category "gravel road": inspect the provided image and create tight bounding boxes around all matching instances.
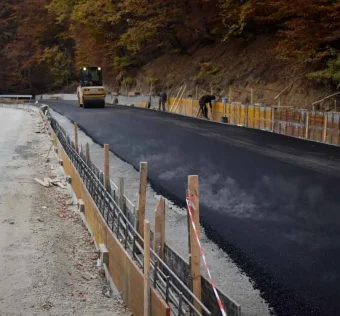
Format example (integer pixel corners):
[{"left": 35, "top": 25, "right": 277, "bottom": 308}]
[{"left": 0, "top": 106, "right": 130, "bottom": 316}]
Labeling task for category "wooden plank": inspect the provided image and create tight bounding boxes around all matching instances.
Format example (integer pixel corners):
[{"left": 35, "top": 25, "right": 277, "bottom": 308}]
[
  {"left": 188, "top": 175, "right": 202, "bottom": 312},
  {"left": 104, "top": 144, "right": 109, "bottom": 189},
  {"left": 86, "top": 143, "right": 91, "bottom": 162},
  {"left": 144, "top": 220, "right": 151, "bottom": 316},
  {"left": 138, "top": 162, "right": 148, "bottom": 238},
  {"left": 74, "top": 122, "right": 78, "bottom": 152},
  {"left": 305, "top": 112, "right": 310, "bottom": 139},
  {"left": 154, "top": 198, "right": 165, "bottom": 260},
  {"left": 323, "top": 113, "right": 328, "bottom": 143},
  {"left": 118, "top": 177, "right": 125, "bottom": 212}
]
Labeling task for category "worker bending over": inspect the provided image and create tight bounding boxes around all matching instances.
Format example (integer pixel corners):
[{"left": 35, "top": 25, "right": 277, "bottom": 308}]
[{"left": 199, "top": 95, "right": 215, "bottom": 119}]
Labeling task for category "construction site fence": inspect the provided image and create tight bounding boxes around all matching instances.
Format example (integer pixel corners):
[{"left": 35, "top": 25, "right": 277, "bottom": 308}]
[
  {"left": 166, "top": 97, "right": 340, "bottom": 146},
  {"left": 43, "top": 108, "right": 241, "bottom": 316}
]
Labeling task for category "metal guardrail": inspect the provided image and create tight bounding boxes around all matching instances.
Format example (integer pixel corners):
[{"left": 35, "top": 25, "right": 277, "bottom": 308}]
[
  {"left": 47, "top": 111, "right": 211, "bottom": 316},
  {"left": 0, "top": 94, "right": 33, "bottom": 99}
]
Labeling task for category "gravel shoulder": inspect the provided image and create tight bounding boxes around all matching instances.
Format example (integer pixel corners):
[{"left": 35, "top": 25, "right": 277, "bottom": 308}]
[{"left": 0, "top": 106, "right": 130, "bottom": 316}]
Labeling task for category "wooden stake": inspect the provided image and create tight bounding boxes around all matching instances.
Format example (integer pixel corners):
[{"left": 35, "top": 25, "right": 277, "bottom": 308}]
[
  {"left": 250, "top": 88, "right": 254, "bottom": 105},
  {"left": 186, "top": 189, "right": 192, "bottom": 269},
  {"left": 171, "top": 85, "right": 187, "bottom": 113},
  {"left": 323, "top": 113, "right": 328, "bottom": 143},
  {"left": 144, "top": 220, "right": 151, "bottom": 316},
  {"left": 85, "top": 143, "right": 91, "bottom": 162},
  {"left": 104, "top": 144, "right": 109, "bottom": 189},
  {"left": 271, "top": 107, "right": 275, "bottom": 132},
  {"left": 305, "top": 112, "right": 310, "bottom": 139},
  {"left": 170, "top": 85, "right": 184, "bottom": 112},
  {"left": 196, "top": 85, "right": 198, "bottom": 100},
  {"left": 74, "top": 122, "right": 78, "bottom": 152},
  {"left": 138, "top": 162, "right": 148, "bottom": 238},
  {"left": 228, "top": 86, "right": 232, "bottom": 104},
  {"left": 154, "top": 198, "right": 165, "bottom": 261},
  {"left": 188, "top": 175, "right": 201, "bottom": 312},
  {"left": 118, "top": 177, "right": 125, "bottom": 213}
]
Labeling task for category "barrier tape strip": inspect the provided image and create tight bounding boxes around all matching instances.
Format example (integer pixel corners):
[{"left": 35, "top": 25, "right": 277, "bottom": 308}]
[{"left": 186, "top": 196, "right": 227, "bottom": 316}]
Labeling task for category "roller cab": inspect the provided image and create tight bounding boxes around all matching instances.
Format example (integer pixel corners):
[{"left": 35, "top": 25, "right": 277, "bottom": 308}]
[{"left": 77, "top": 67, "right": 106, "bottom": 108}]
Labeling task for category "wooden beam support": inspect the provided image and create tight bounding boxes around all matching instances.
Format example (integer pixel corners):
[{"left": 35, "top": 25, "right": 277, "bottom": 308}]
[
  {"left": 85, "top": 143, "right": 91, "bottom": 163},
  {"left": 305, "top": 112, "right": 310, "bottom": 139},
  {"left": 104, "top": 144, "right": 110, "bottom": 189},
  {"left": 138, "top": 162, "right": 148, "bottom": 238},
  {"left": 154, "top": 198, "right": 165, "bottom": 260},
  {"left": 187, "top": 175, "right": 201, "bottom": 312},
  {"left": 144, "top": 220, "right": 151, "bottom": 316},
  {"left": 323, "top": 113, "right": 328, "bottom": 143},
  {"left": 118, "top": 177, "right": 125, "bottom": 213},
  {"left": 74, "top": 122, "right": 78, "bottom": 153}
]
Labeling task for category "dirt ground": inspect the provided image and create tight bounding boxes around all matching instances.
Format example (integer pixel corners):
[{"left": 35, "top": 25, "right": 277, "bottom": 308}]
[{"left": 0, "top": 106, "right": 130, "bottom": 316}]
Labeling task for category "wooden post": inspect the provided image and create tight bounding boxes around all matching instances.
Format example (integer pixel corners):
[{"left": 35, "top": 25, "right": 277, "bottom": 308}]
[
  {"left": 210, "top": 85, "right": 213, "bottom": 95},
  {"left": 228, "top": 86, "right": 232, "bottom": 104},
  {"left": 196, "top": 85, "right": 198, "bottom": 100},
  {"left": 74, "top": 122, "right": 78, "bottom": 152},
  {"left": 305, "top": 112, "right": 310, "bottom": 139},
  {"left": 104, "top": 144, "right": 109, "bottom": 189},
  {"left": 250, "top": 88, "right": 254, "bottom": 105},
  {"left": 138, "top": 162, "right": 148, "bottom": 238},
  {"left": 144, "top": 220, "right": 151, "bottom": 316},
  {"left": 323, "top": 113, "right": 328, "bottom": 143},
  {"left": 187, "top": 175, "right": 201, "bottom": 312},
  {"left": 271, "top": 107, "right": 275, "bottom": 132},
  {"left": 118, "top": 177, "right": 125, "bottom": 212},
  {"left": 186, "top": 189, "right": 192, "bottom": 285},
  {"left": 154, "top": 198, "right": 165, "bottom": 260},
  {"left": 85, "top": 143, "right": 91, "bottom": 162}
]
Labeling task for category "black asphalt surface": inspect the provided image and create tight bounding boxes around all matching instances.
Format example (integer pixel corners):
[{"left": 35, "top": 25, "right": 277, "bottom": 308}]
[{"left": 45, "top": 100, "right": 340, "bottom": 316}]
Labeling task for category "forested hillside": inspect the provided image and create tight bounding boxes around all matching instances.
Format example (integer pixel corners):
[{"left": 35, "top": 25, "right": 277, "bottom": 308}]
[{"left": 2, "top": 0, "right": 340, "bottom": 107}]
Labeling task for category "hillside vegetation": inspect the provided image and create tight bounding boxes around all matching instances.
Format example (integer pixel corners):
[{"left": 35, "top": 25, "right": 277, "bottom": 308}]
[{"left": 1, "top": 0, "right": 340, "bottom": 108}]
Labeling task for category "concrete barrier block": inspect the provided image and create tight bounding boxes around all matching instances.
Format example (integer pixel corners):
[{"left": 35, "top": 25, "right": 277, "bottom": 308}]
[
  {"left": 99, "top": 243, "right": 109, "bottom": 266},
  {"left": 66, "top": 175, "right": 71, "bottom": 184},
  {"left": 78, "top": 199, "right": 84, "bottom": 213}
]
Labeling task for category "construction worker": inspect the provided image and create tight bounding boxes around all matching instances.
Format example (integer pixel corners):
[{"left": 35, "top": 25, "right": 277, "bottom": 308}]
[
  {"left": 199, "top": 95, "right": 215, "bottom": 119},
  {"left": 158, "top": 91, "right": 167, "bottom": 111}
]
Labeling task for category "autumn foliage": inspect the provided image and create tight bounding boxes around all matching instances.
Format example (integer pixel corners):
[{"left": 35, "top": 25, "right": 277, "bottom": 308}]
[{"left": 1, "top": 0, "right": 340, "bottom": 93}]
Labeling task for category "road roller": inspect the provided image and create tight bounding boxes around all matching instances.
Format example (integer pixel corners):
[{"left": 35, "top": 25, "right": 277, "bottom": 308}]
[{"left": 77, "top": 67, "right": 106, "bottom": 108}]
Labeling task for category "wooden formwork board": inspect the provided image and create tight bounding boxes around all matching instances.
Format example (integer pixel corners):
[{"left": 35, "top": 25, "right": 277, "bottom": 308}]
[{"left": 48, "top": 125, "right": 170, "bottom": 316}]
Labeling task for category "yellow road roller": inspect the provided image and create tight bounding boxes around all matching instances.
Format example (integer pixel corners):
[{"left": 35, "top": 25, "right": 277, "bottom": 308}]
[{"left": 77, "top": 67, "right": 106, "bottom": 108}]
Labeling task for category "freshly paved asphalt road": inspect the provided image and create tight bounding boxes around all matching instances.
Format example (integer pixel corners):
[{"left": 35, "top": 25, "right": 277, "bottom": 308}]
[{"left": 44, "top": 100, "right": 340, "bottom": 316}]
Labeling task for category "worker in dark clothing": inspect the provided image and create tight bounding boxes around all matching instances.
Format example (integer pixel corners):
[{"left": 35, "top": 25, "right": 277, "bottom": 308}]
[
  {"left": 158, "top": 91, "right": 167, "bottom": 111},
  {"left": 199, "top": 95, "right": 215, "bottom": 119}
]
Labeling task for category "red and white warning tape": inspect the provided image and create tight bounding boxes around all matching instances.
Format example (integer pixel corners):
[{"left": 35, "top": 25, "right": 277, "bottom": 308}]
[{"left": 186, "top": 196, "right": 227, "bottom": 316}]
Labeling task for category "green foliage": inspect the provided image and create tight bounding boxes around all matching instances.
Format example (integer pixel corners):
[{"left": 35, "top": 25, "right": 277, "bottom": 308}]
[
  {"left": 145, "top": 76, "right": 159, "bottom": 86},
  {"left": 308, "top": 53, "right": 340, "bottom": 84},
  {"left": 121, "top": 76, "right": 136, "bottom": 86},
  {"left": 40, "top": 46, "right": 73, "bottom": 88},
  {"left": 113, "top": 57, "right": 131, "bottom": 70},
  {"left": 3, "top": 0, "right": 340, "bottom": 92},
  {"left": 220, "top": 0, "right": 340, "bottom": 64},
  {"left": 195, "top": 62, "right": 220, "bottom": 82}
]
